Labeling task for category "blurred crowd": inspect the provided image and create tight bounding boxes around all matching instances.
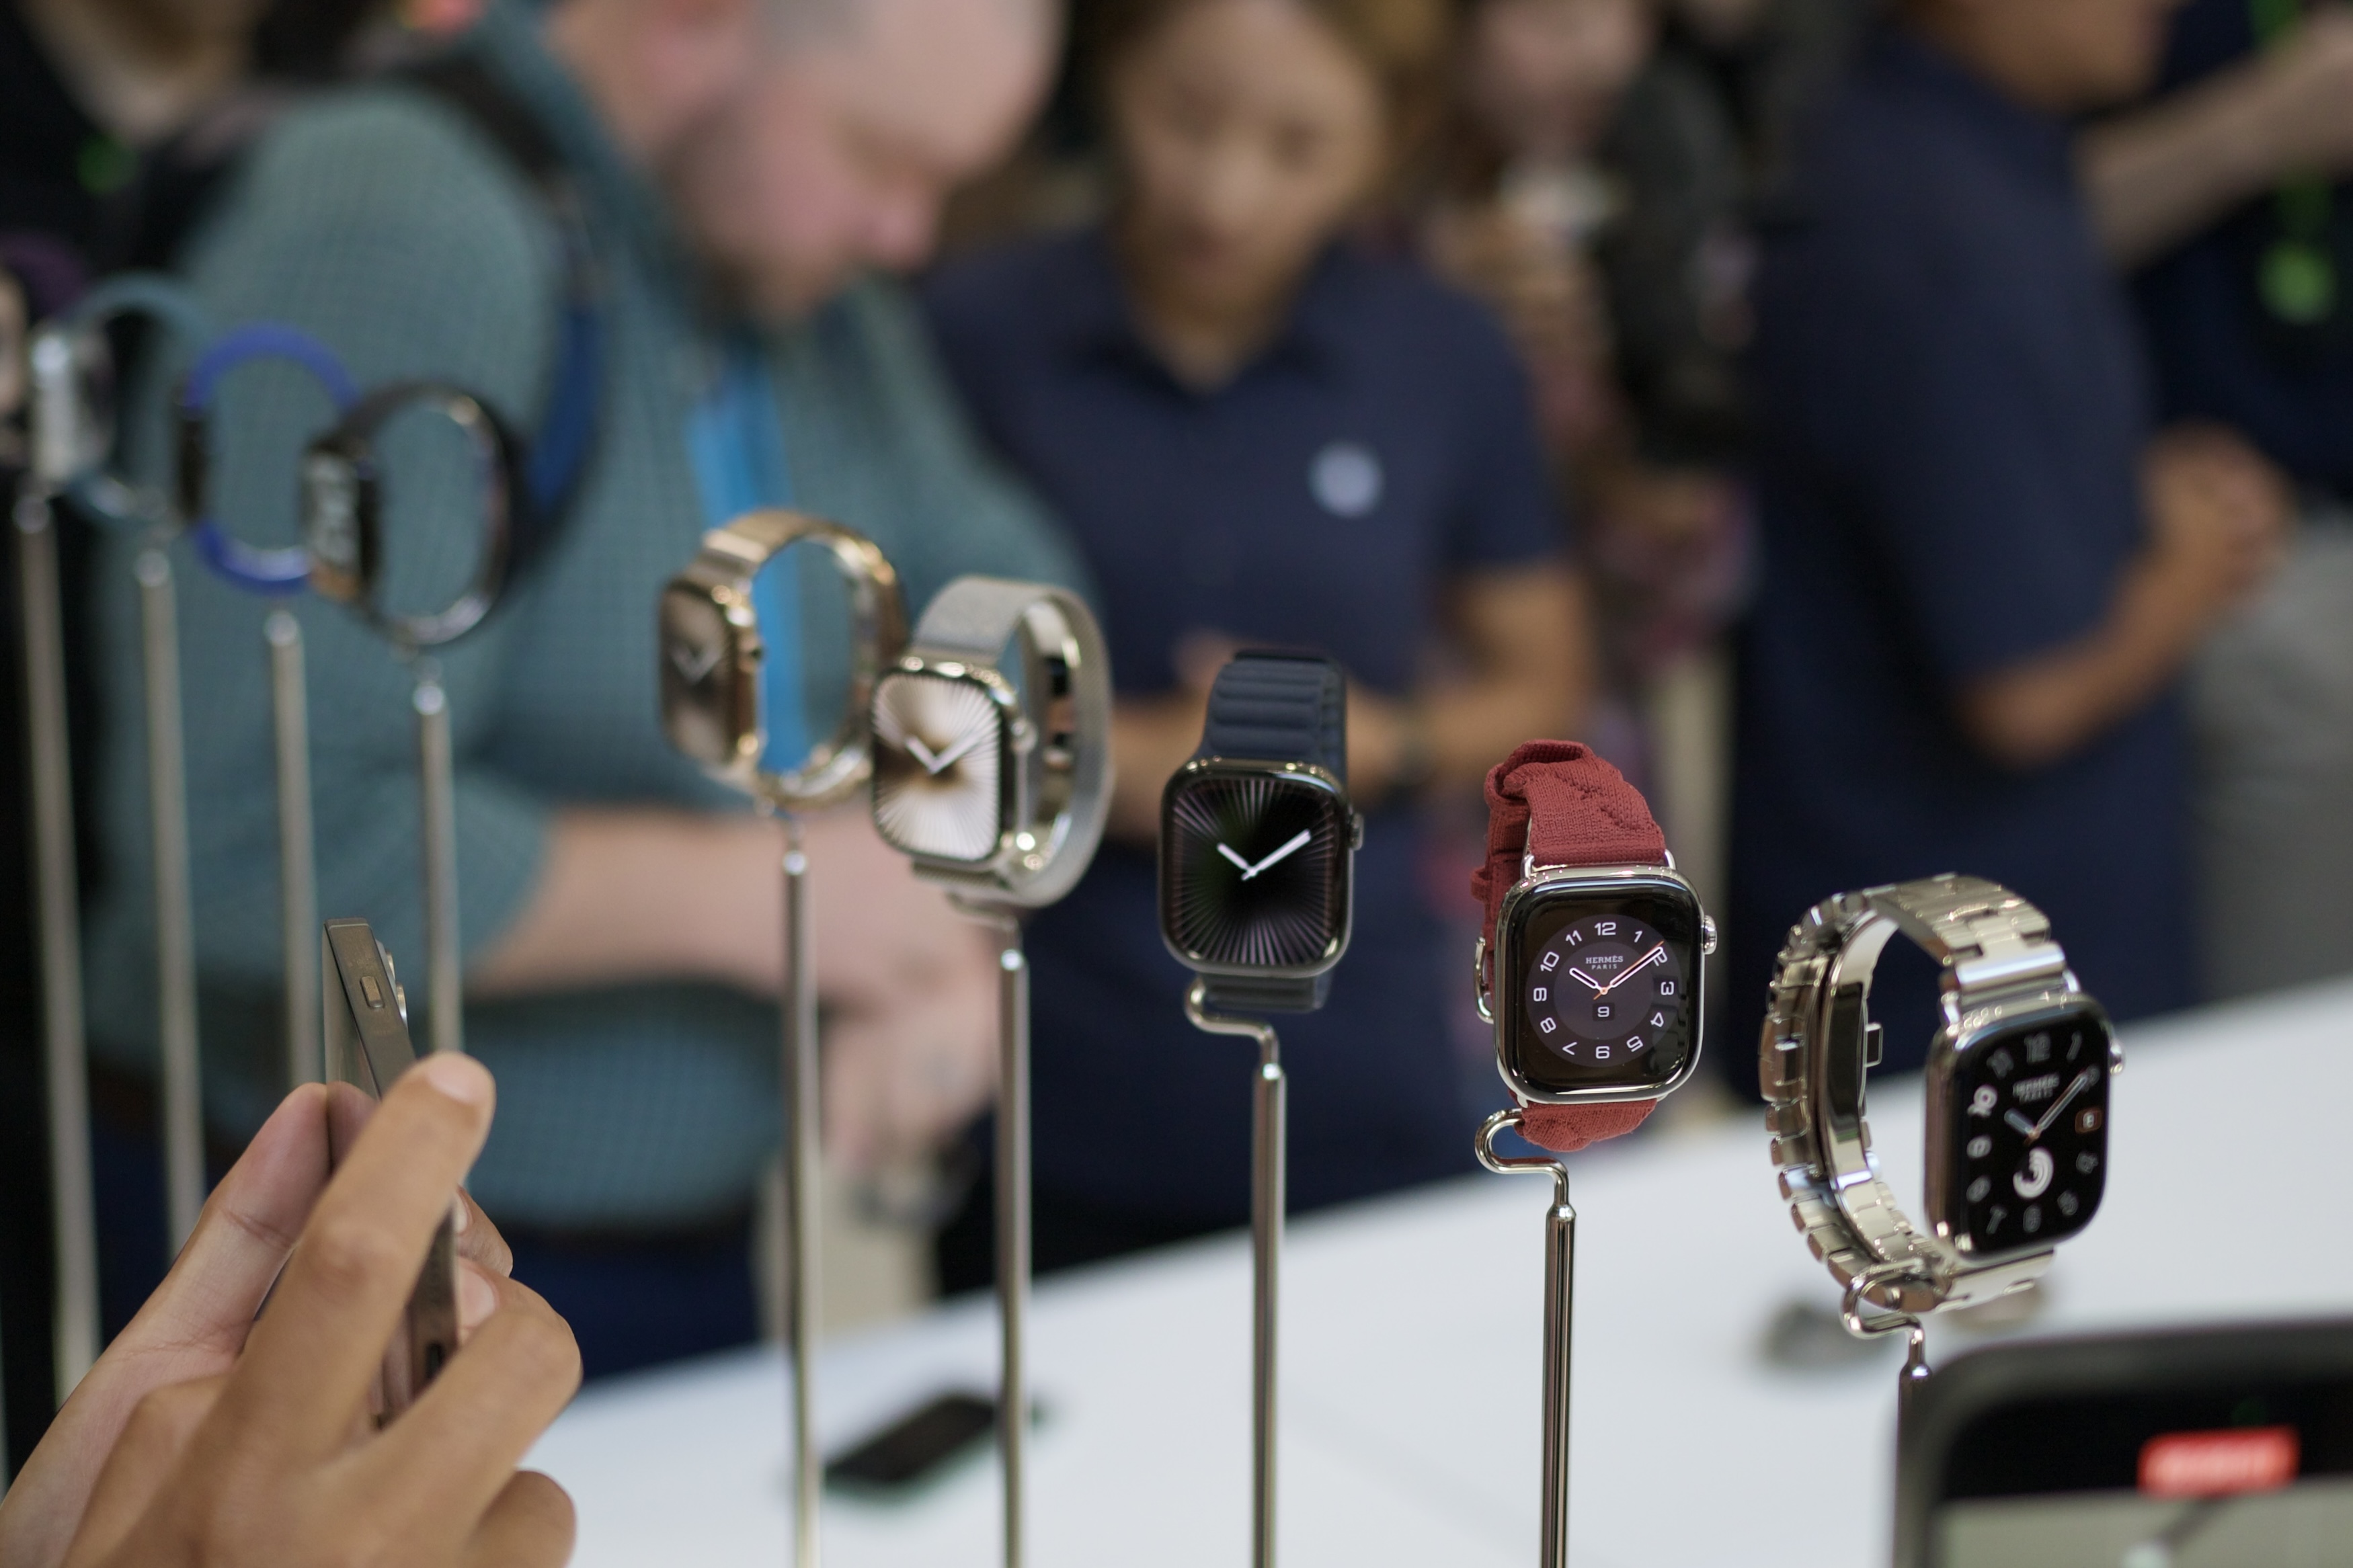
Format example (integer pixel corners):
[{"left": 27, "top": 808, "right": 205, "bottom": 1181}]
[{"left": 7, "top": 0, "right": 2353, "bottom": 1431}]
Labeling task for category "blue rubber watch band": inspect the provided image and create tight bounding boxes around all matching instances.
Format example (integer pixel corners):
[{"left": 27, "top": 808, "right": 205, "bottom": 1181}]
[{"left": 178, "top": 323, "right": 362, "bottom": 592}]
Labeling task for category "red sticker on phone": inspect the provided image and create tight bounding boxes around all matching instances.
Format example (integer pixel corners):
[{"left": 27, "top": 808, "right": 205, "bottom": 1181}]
[{"left": 2139, "top": 1426, "right": 2299, "bottom": 1497}]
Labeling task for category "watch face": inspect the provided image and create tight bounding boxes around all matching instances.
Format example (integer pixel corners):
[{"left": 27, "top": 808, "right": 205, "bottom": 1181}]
[
  {"left": 1158, "top": 764, "right": 1352, "bottom": 975},
  {"left": 302, "top": 450, "right": 370, "bottom": 604},
  {"left": 658, "top": 583, "right": 747, "bottom": 772},
  {"left": 1499, "top": 878, "right": 1703, "bottom": 1098},
  {"left": 871, "top": 669, "right": 1006, "bottom": 864},
  {"left": 1944, "top": 1014, "right": 2112, "bottom": 1260}
]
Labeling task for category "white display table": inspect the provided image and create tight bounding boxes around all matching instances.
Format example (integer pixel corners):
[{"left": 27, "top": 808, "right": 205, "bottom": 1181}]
[{"left": 529, "top": 979, "right": 2353, "bottom": 1567}]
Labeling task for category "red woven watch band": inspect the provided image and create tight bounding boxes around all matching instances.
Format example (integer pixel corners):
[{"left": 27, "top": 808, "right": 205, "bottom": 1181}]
[{"left": 1471, "top": 740, "right": 1671, "bottom": 1155}]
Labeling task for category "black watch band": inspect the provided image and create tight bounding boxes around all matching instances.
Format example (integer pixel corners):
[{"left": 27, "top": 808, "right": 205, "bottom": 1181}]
[{"left": 1195, "top": 651, "right": 1347, "bottom": 1015}]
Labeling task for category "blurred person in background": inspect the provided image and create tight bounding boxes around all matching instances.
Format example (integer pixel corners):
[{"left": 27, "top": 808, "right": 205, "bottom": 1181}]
[
  {"left": 2079, "top": 0, "right": 2353, "bottom": 999},
  {"left": 1, "top": 0, "right": 383, "bottom": 1467},
  {"left": 1730, "top": 0, "right": 2292, "bottom": 1085},
  {"left": 924, "top": 0, "right": 1590, "bottom": 1288},
  {"left": 82, "top": 0, "right": 1084, "bottom": 1379}
]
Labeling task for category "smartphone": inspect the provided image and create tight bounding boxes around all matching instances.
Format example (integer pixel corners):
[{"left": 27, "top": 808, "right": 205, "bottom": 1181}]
[
  {"left": 321, "top": 917, "right": 459, "bottom": 1421},
  {"left": 1897, "top": 1318, "right": 2353, "bottom": 1568},
  {"left": 825, "top": 1391, "right": 1000, "bottom": 1495}
]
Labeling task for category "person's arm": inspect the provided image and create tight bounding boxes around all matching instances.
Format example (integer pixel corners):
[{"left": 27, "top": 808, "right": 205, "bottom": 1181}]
[
  {"left": 0, "top": 1058, "right": 575, "bottom": 1568},
  {"left": 1958, "top": 426, "right": 2289, "bottom": 768},
  {"left": 2081, "top": 8, "right": 2353, "bottom": 268}
]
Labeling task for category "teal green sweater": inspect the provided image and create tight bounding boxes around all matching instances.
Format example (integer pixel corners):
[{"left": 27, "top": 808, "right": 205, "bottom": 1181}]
[{"left": 83, "top": 1, "right": 1086, "bottom": 1227}]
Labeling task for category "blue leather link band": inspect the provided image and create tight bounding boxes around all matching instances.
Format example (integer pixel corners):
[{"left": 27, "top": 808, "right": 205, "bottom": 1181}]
[
  {"left": 178, "top": 323, "right": 361, "bottom": 592},
  {"left": 1197, "top": 651, "right": 1347, "bottom": 780},
  {"left": 1193, "top": 651, "right": 1348, "bottom": 1014}
]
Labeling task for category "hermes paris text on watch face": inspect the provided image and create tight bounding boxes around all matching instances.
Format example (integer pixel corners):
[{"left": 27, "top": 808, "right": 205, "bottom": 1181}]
[
  {"left": 1944, "top": 1012, "right": 2112, "bottom": 1260},
  {"left": 1504, "top": 880, "right": 1702, "bottom": 1096},
  {"left": 872, "top": 669, "right": 1006, "bottom": 863},
  {"left": 1160, "top": 763, "right": 1351, "bottom": 974}
]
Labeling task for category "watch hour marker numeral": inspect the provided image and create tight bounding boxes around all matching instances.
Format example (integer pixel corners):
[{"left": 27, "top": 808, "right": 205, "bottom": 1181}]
[
  {"left": 1989, "top": 1048, "right": 2016, "bottom": 1079},
  {"left": 1595, "top": 1044, "right": 1611, "bottom": 1059},
  {"left": 1966, "top": 1134, "right": 1991, "bottom": 1159},
  {"left": 2026, "top": 1032, "right": 2051, "bottom": 1064},
  {"left": 1595, "top": 921, "right": 1618, "bottom": 936},
  {"left": 1966, "top": 1175, "right": 1990, "bottom": 1202},
  {"left": 2057, "top": 1192, "right": 2079, "bottom": 1217},
  {"left": 1658, "top": 980, "right": 1675, "bottom": 996},
  {"left": 1626, "top": 1034, "right": 1644, "bottom": 1051},
  {"left": 1985, "top": 1205, "right": 2007, "bottom": 1235},
  {"left": 1650, "top": 1012, "right": 1666, "bottom": 1028},
  {"left": 2076, "top": 1152, "right": 2100, "bottom": 1175},
  {"left": 1565, "top": 930, "right": 1586, "bottom": 947},
  {"left": 1540, "top": 952, "right": 1560, "bottom": 971},
  {"left": 2022, "top": 1205, "right": 2043, "bottom": 1235},
  {"left": 1538, "top": 1017, "right": 1556, "bottom": 1034},
  {"left": 1531, "top": 987, "right": 1548, "bottom": 1002}
]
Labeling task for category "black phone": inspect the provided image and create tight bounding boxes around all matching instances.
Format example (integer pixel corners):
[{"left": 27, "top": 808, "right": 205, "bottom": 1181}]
[
  {"left": 1896, "top": 1317, "right": 2353, "bottom": 1568},
  {"left": 825, "top": 1392, "right": 1000, "bottom": 1495},
  {"left": 321, "top": 917, "right": 459, "bottom": 1421}
]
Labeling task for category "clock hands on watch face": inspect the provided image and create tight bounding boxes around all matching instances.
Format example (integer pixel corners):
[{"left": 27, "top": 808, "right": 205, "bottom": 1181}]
[
  {"left": 1216, "top": 828, "right": 1313, "bottom": 882},
  {"left": 904, "top": 729, "right": 987, "bottom": 778},
  {"left": 1999, "top": 1067, "right": 2099, "bottom": 1144},
  {"left": 1566, "top": 944, "right": 1669, "bottom": 997},
  {"left": 667, "top": 639, "right": 723, "bottom": 686}
]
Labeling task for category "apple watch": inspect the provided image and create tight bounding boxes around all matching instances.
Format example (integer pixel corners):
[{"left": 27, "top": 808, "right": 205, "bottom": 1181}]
[
  {"left": 869, "top": 577, "right": 1111, "bottom": 908},
  {"left": 1472, "top": 740, "right": 1715, "bottom": 1153},
  {"left": 301, "top": 380, "right": 520, "bottom": 649},
  {"left": 660, "top": 507, "right": 907, "bottom": 809},
  {"left": 1158, "top": 652, "right": 1361, "bottom": 1014},
  {"left": 1762, "top": 874, "right": 2121, "bottom": 1329},
  {"left": 28, "top": 273, "right": 212, "bottom": 522},
  {"left": 176, "top": 322, "right": 360, "bottom": 591}
]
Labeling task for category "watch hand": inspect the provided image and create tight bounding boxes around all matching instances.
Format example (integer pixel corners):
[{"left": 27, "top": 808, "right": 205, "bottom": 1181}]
[
  {"left": 1566, "top": 968, "right": 1605, "bottom": 993},
  {"left": 918, "top": 729, "right": 989, "bottom": 777},
  {"left": 903, "top": 736, "right": 942, "bottom": 773},
  {"left": 668, "top": 642, "right": 723, "bottom": 684},
  {"left": 1597, "top": 945, "right": 1670, "bottom": 995},
  {"left": 2029, "top": 1069, "right": 2100, "bottom": 1142},
  {"left": 2003, "top": 1109, "right": 2037, "bottom": 1139},
  {"left": 1241, "top": 829, "right": 1314, "bottom": 880},
  {"left": 1217, "top": 843, "right": 1254, "bottom": 874}
]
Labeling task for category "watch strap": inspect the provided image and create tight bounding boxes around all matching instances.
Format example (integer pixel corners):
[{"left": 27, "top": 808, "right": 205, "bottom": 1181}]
[
  {"left": 1199, "top": 973, "right": 1331, "bottom": 1014},
  {"left": 1197, "top": 651, "right": 1347, "bottom": 780},
  {"left": 1520, "top": 1101, "right": 1655, "bottom": 1153},
  {"left": 1471, "top": 740, "right": 1666, "bottom": 953}
]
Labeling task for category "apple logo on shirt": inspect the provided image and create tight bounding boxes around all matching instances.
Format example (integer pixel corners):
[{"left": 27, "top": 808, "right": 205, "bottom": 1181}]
[{"left": 1310, "top": 441, "right": 1383, "bottom": 518}]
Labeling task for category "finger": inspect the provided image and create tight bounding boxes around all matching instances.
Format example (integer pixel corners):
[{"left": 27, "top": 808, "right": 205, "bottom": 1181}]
[
  {"left": 59, "top": 1377, "right": 227, "bottom": 1568},
  {"left": 223, "top": 1053, "right": 496, "bottom": 1460},
  {"left": 451, "top": 1190, "right": 514, "bottom": 1278},
  {"left": 363, "top": 1273, "right": 582, "bottom": 1544},
  {"left": 461, "top": 1471, "right": 577, "bottom": 1568}
]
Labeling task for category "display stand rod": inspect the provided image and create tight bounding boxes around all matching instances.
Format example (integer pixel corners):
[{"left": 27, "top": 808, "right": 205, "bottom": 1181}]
[
  {"left": 136, "top": 545, "right": 204, "bottom": 1251},
  {"left": 413, "top": 665, "right": 461, "bottom": 1057},
  {"left": 1478, "top": 1109, "right": 1576, "bottom": 1568},
  {"left": 266, "top": 612, "right": 319, "bottom": 1087},
  {"left": 776, "top": 811, "right": 822, "bottom": 1568},
  {"left": 15, "top": 487, "right": 98, "bottom": 1393},
  {"left": 1185, "top": 983, "right": 1285, "bottom": 1568},
  {"left": 965, "top": 907, "right": 1031, "bottom": 1568}
]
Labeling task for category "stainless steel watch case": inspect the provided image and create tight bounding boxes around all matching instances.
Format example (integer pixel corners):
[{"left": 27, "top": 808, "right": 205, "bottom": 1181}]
[
  {"left": 871, "top": 656, "right": 1027, "bottom": 874},
  {"left": 1476, "top": 858, "right": 1716, "bottom": 1108},
  {"left": 1157, "top": 756, "right": 1362, "bottom": 982},
  {"left": 659, "top": 508, "right": 907, "bottom": 813}
]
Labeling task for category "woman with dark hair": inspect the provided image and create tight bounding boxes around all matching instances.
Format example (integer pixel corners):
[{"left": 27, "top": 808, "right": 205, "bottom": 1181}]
[{"left": 926, "top": 0, "right": 1594, "bottom": 1287}]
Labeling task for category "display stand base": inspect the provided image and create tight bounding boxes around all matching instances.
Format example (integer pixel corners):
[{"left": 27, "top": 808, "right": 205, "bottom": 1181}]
[{"left": 1478, "top": 1108, "right": 1577, "bottom": 1568}]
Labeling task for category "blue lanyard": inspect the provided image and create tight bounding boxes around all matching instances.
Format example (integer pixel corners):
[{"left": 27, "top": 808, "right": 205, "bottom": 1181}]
[{"left": 684, "top": 331, "right": 808, "bottom": 772}]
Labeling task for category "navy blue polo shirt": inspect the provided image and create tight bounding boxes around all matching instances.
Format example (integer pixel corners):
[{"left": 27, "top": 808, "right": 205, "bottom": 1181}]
[
  {"left": 1732, "top": 28, "right": 2194, "bottom": 1083},
  {"left": 926, "top": 229, "right": 1561, "bottom": 1223},
  {"left": 2136, "top": 0, "right": 2353, "bottom": 493}
]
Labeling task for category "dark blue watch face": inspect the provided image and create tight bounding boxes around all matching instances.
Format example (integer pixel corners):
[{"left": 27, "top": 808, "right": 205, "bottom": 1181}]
[
  {"left": 1159, "top": 764, "right": 1351, "bottom": 974},
  {"left": 1946, "top": 1015, "right": 2112, "bottom": 1260}
]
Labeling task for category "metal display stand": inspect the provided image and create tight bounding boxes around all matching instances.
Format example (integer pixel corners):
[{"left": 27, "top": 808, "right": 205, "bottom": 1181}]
[
  {"left": 267, "top": 610, "right": 319, "bottom": 1085},
  {"left": 1476, "top": 1108, "right": 1577, "bottom": 1568},
  {"left": 659, "top": 509, "right": 906, "bottom": 1567},
  {"left": 26, "top": 278, "right": 216, "bottom": 1290},
  {"left": 1185, "top": 983, "right": 1285, "bottom": 1568}
]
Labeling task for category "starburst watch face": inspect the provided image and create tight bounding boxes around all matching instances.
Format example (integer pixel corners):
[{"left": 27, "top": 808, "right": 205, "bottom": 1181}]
[
  {"left": 1159, "top": 764, "right": 1351, "bottom": 973},
  {"left": 1942, "top": 1012, "right": 2112, "bottom": 1262},
  {"left": 871, "top": 670, "right": 1006, "bottom": 864},
  {"left": 657, "top": 584, "right": 748, "bottom": 772}
]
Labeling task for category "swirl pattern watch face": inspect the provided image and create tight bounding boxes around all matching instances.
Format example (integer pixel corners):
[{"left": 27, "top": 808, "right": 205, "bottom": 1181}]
[
  {"left": 1159, "top": 767, "right": 1351, "bottom": 972},
  {"left": 1946, "top": 1016, "right": 2111, "bottom": 1260},
  {"left": 871, "top": 670, "right": 1005, "bottom": 864},
  {"left": 1500, "top": 881, "right": 1702, "bottom": 1096}
]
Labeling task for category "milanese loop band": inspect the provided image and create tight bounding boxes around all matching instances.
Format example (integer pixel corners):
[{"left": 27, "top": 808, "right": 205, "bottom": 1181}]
[{"left": 1762, "top": 875, "right": 2075, "bottom": 1325}]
